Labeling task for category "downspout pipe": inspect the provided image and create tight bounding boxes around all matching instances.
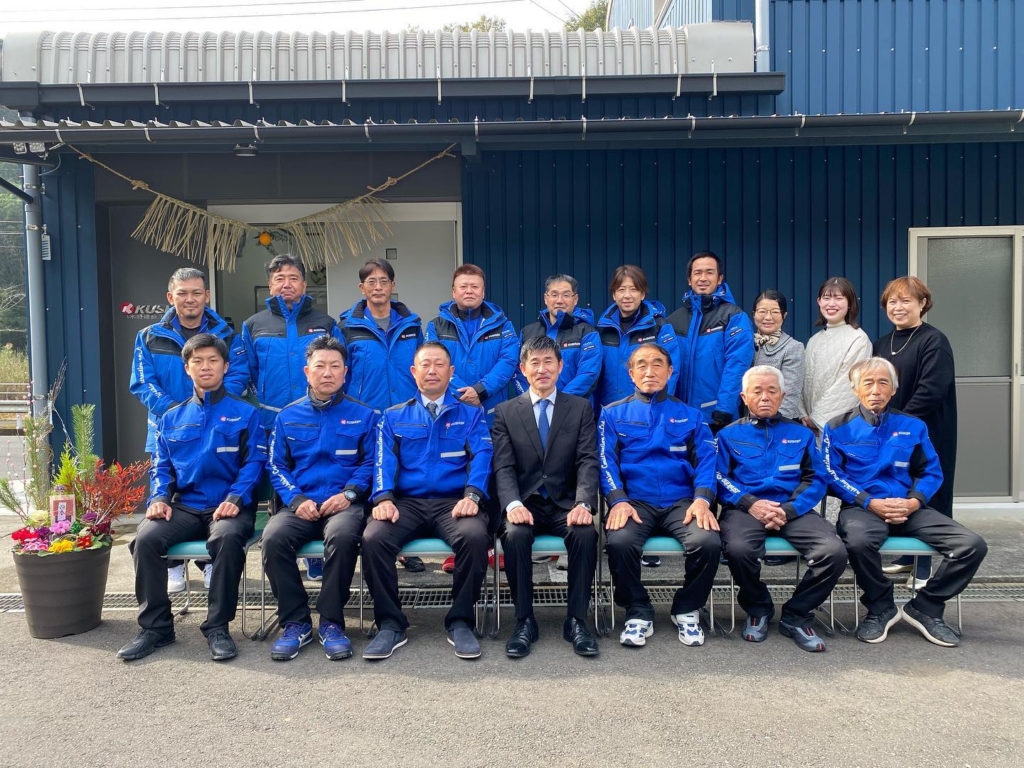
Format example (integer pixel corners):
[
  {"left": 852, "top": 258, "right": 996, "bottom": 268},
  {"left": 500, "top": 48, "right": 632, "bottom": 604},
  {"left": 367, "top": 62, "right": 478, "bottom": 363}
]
[
  {"left": 754, "top": 0, "right": 770, "bottom": 73},
  {"left": 19, "top": 112, "right": 48, "bottom": 418}
]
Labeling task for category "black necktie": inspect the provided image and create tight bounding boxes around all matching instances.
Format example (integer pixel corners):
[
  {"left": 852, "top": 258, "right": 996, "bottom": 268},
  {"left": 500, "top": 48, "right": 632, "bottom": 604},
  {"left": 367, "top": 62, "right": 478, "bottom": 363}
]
[{"left": 427, "top": 401, "right": 439, "bottom": 420}]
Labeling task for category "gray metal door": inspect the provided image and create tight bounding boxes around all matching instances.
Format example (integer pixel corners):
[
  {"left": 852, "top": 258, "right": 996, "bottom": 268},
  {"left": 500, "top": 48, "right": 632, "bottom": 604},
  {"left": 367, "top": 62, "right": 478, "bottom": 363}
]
[{"left": 913, "top": 231, "right": 1021, "bottom": 499}]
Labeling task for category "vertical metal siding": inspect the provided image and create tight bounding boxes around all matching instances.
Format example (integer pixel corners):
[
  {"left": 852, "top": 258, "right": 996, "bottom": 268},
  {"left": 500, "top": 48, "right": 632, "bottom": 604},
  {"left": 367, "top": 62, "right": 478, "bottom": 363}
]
[
  {"left": 773, "top": 0, "right": 1024, "bottom": 115},
  {"left": 463, "top": 142, "right": 1024, "bottom": 344},
  {"left": 713, "top": 0, "right": 756, "bottom": 20},
  {"left": 660, "top": 0, "right": 715, "bottom": 26},
  {"left": 608, "top": 0, "right": 656, "bottom": 29}
]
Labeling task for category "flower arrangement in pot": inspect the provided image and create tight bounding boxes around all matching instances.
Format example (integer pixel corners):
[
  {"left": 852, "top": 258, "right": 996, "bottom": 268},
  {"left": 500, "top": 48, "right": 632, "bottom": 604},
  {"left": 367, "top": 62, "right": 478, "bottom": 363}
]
[{"left": 1, "top": 396, "right": 149, "bottom": 638}]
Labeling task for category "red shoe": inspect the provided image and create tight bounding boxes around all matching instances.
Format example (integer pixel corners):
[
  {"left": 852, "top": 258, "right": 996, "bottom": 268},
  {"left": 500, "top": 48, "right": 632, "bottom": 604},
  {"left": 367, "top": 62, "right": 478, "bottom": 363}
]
[
  {"left": 487, "top": 548, "right": 506, "bottom": 571},
  {"left": 441, "top": 556, "right": 456, "bottom": 573}
]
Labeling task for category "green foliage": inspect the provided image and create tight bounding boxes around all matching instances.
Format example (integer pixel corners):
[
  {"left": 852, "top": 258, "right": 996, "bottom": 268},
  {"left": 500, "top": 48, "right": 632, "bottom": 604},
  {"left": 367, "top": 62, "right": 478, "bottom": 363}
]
[
  {"left": 566, "top": 0, "right": 608, "bottom": 31},
  {"left": 21, "top": 402, "right": 52, "bottom": 511},
  {"left": 52, "top": 442, "right": 80, "bottom": 492},
  {"left": 0, "top": 343, "right": 28, "bottom": 383},
  {"left": 72, "top": 403, "right": 97, "bottom": 482},
  {"left": 407, "top": 15, "right": 507, "bottom": 33}
]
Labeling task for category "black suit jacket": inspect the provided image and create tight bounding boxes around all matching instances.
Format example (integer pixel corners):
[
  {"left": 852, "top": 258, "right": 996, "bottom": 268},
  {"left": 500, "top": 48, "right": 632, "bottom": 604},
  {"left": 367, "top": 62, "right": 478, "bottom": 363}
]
[{"left": 491, "top": 391, "right": 599, "bottom": 514}]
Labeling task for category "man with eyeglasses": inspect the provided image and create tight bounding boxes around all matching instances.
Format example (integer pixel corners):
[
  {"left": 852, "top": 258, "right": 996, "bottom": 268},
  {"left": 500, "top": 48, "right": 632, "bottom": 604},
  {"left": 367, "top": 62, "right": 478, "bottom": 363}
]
[
  {"left": 513, "top": 274, "right": 601, "bottom": 402},
  {"left": 667, "top": 251, "right": 754, "bottom": 433}
]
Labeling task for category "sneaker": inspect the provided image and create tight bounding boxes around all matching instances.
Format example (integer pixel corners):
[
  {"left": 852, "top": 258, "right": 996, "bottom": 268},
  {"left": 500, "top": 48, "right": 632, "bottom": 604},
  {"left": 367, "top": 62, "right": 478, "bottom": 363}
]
[
  {"left": 167, "top": 564, "right": 186, "bottom": 594},
  {"left": 882, "top": 562, "right": 914, "bottom": 575},
  {"left": 117, "top": 628, "right": 175, "bottom": 661},
  {"left": 362, "top": 628, "right": 408, "bottom": 660},
  {"left": 907, "top": 575, "right": 930, "bottom": 590},
  {"left": 619, "top": 619, "right": 654, "bottom": 647},
  {"left": 270, "top": 621, "right": 313, "bottom": 661},
  {"left": 447, "top": 626, "right": 482, "bottom": 659},
  {"left": 856, "top": 605, "right": 901, "bottom": 644},
  {"left": 305, "top": 558, "right": 324, "bottom": 581},
  {"left": 779, "top": 621, "right": 826, "bottom": 652},
  {"left": 556, "top": 554, "right": 569, "bottom": 571},
  {"left": 901, "top": 603, "right": 960, "bottom": 647},
  {"left": 203, "top": 563, "right": 213, "bottom": 590},
  {"left": 441, "top": 556, "right": 456, "bottom": 574},
  {"left": 533, "top": 554, "right": 558, "bottom": 564},
  {"left": 671, "top": 611, "right": 705, "bottom": 647},
  {"left": 641, "top": 555, "right": 661, "bottom": 567},
  {"left": 318, "top": 621, "right": 353, "bottom": 660},
  {"left": 487, "top": 549, "right": 506, "bottom": 571},
  {"left": 400, "top": 556, "right": 425, "bottom": 572}
]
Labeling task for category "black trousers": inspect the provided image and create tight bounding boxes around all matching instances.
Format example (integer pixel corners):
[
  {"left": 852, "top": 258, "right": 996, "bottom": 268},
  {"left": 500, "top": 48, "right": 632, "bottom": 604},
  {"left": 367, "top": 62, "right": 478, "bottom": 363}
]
[
  {"left": 361, "top": 498, "right": 489, "bottom": 632},
  {"left": 719, "top": 507, "right": 848, "bottom": 627},
  {"left": 605, "top": 499, "right": 721, "bottom": 621},
  {"left": 262, "top": 505, "right": 366, "bottom": 629},
  {"left": 838, "top": 505, "right": 988, "bottom": 618},
  {"left": 499, "top": 495, "right": 598, "bottom": 622},
  {"left": 130, "top": 504, "right": 255, "bottom": 636}
]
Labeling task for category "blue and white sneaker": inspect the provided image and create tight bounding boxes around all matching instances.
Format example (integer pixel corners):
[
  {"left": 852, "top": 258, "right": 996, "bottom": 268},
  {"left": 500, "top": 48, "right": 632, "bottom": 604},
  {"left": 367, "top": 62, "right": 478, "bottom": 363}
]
[
  {"left": 304, "top": 558, "right": 324, "bottom": 581},
  {"left": 318, "top": 621, "right": 353, "bottom": 660},
  {"left": 270, "top": 621, "right": 313, "bottom": 661},
  {"left": 671, "top": 611, "right": 705, "bottom": 647},
  {"left": 619, "top": 619, "right": 654, "bottom": 647}
]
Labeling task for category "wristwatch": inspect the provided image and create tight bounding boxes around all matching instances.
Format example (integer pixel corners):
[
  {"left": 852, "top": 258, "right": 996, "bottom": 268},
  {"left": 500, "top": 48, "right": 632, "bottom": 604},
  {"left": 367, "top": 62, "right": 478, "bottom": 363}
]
[
  {"left": 578, "top": 502, "right": 593, "bottom": 513},
  {"left": 465, "top": 491, "right": 482, "bottom": 505},
  {"left": 343, "top": 490, "right": 358, "bottom": 502}
]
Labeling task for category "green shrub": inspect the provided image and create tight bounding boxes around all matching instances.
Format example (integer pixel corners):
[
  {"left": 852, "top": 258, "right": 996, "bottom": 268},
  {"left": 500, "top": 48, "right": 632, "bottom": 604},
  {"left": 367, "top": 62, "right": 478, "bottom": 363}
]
[{"left": 0, "top": 343, "right": 28, "bottom": 384}]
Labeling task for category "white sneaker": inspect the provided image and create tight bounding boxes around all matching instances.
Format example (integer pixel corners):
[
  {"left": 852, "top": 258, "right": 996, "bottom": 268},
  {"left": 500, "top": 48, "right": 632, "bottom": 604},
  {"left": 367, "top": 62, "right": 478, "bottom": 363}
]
[
  {"left": 167, "top": 564, "right": 186, "bottom": 594},
  {"left": 203, "top": 564, "right": 213, "bottom": 590},
  {"left": 907, "top": 575, "right": 930, "bottom": 590},
  {"left": 619, "top": 619, "right": 654, "bottom": 647},
  {"left": 882, "top": 563, "right": 913, "bottom": 575},
  {"left": 556, "top": 554, "right": 569, "bottom": 571},
  {"left": 671, "top": 611, "right": 705, "bottom": 647}
]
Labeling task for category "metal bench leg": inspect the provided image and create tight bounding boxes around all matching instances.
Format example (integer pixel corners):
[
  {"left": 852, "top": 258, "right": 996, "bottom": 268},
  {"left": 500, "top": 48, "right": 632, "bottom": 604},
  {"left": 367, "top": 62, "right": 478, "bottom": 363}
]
[
  {"left": 175, "top": 561, "right": 192, "bottom": 618},
  {"left": 730, "top": 573, "right": 736, "bottom": 635},
  {"left": 853, "top": 573, "right": 860, "bottom": 630},
  {"left": 956, "top": 593, "right": 962, "bottom": 635}
]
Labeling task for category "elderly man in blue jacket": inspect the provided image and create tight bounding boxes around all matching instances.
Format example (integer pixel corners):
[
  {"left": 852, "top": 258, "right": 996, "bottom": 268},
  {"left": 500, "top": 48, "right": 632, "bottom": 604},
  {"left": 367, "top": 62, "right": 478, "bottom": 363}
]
[
  {"left": 426, "top": 264, "right": 519, "bottom": 424},
  {"left": 717, "top": 365, "right": 848, "bottom": 652},
  {"left": 513, "top": 273, "right": 601, "bottom": 399},
  {"left": 118, "top": 333, "right": 266, "bottom": 663},
  {"left": 668, "top": 252, "right": 754, "bottom": 432},
  {"left": 825, "top": 357, "right": 987, "bottom": 647},
  {"left": 361, "top": 341, "right": 494, "bottom": 661},
  {"left": 599, "top": 343, "right": 721, "bottom": 649},
  {"left": 130, "top": 267, "right": 248, "bottom": 594},
  {"left": 264, "top": 335, "right": 377, "bottom": 662}
]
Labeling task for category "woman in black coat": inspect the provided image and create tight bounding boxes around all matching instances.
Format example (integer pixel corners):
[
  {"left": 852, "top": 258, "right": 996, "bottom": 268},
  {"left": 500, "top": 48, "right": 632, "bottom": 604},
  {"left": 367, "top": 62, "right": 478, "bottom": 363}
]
[{"left": 873, "top": 276, "right": 957, "bottom": 587}]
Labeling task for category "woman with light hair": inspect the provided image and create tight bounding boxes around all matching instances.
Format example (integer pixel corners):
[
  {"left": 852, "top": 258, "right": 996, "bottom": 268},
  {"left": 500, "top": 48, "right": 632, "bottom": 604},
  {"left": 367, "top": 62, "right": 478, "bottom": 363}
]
[
  {"left": 751, "top": 290, "right": 805, "bottom": 420},
  {"left": 873, "top": 276, "right": 957, "bottom": 587},
  {"left": 801, "top": 277, "right": 872, "bottom": 433}
]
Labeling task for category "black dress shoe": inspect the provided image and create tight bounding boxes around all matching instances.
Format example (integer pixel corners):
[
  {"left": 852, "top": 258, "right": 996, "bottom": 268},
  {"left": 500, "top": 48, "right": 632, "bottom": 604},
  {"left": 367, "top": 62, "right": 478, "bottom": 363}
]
[
  {"left": 207, "top": 628, "right": 238, "bottom": 661},
  {"left": 505, "top": 617, "right": 539, "bottom": 658},
  {"left": 779, "top": 621, "right": 826, "bottom": 652},
  {"left": 116, "top": 629, "right": 175, "bottom": 661},
  {"left": 563, "top": 616, "right": 599, "bottom": 657}
]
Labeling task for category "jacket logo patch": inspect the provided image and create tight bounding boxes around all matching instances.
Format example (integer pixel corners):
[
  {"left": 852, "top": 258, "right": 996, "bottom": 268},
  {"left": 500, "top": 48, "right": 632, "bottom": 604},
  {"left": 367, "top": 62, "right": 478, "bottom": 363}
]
[
  {"left": 636, "top": 333, "right": 656, "bottom": 343},
  {"left": 704, "top": 324, "right": 725, "bottom": 334},
  {"left": 482, "top": 331, "right": 503, "bottom": 341},
  {"left": 220, "top": 416, "right": 241, "bottom": 422},
  {"left": 781, "top": 438, "right": 801, "bottom": 444},
  {"left": 445, "top": 421, "right": 466, "bottom": 428},
  {"left": 307, "top": 327, "right": 327, "bottom": 334},
  {"left": 340, "top": 419, "right": 362, "bottom": 425},
  {"left": 668, "top": 417, "right": 688, "bottom": 424},
  {"left": 562, "top": 341, "right": 581, "bottom": 348},
  {"left": 399, "top": 331, "right": 418, "bottom": 340}
]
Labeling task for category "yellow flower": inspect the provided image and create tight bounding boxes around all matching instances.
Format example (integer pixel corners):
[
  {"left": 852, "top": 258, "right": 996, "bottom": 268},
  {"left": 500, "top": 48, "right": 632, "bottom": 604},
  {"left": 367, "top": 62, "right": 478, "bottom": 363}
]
[{"left": 48, "top": 540, "right": 74, "bottom": 553}]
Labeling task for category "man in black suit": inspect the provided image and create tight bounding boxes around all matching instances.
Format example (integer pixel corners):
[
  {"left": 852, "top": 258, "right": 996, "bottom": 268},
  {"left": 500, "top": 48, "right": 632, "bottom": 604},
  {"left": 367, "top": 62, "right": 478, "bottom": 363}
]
[{"left": 491, "top": 335, "right": 601, "bottom": 658}]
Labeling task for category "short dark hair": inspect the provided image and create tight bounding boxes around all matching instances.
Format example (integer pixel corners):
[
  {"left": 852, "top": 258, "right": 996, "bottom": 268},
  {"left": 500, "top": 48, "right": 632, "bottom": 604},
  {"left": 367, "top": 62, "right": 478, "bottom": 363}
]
[
  {"left": 414, "top": 341, "right": 452, "bottom": 364},
  {"left": 359, "top": 258, "right": 395, "bottom": 283},
  {"left": 182, "top": 333, "right": 228, "bottom": 364},
  {"left": 519, "top": 334, "right": 562, "bottom": 364},
  {"left": 266, "top": 253, "right": 306, "bottom": 279},
  {"left": 815, "top": 276, "right": 861, "bottom": 328},
  {"left": 452, "top": 264, "right": 486, "bottom": 286},
  {"left": 753, "top": 289, "right": 789, "bottom": 316},
  {"left": 168, "top": 267, "right": 208, "bottom": 292},
  {"left": 610, "top": 264, "right": 648, "bottom": 297},
  {"left": 687, "top": 251, "right": 724, "bottom": 279},
  {"left": 305, "top": 334, "right": 348, "bottom": 364},
  {"left": 544, "top": 274, "right": 579, "bottom": 295},
  {"left": 628, "top": 343, "right": 673, "bottom": 367}
]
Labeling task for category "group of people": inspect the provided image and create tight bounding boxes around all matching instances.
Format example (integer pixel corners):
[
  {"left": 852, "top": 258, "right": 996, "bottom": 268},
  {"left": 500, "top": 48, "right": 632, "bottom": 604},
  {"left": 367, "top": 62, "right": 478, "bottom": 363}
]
[{"left": 117, "top": 251, "right": 986, "bottom": 664}]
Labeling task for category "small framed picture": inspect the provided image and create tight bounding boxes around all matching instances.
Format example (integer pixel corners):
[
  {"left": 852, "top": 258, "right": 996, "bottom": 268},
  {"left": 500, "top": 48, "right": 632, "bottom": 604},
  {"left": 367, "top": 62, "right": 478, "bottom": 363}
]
[
  {"left": 49, "top": 495, "right": 76, "bottom": 526},
  {"left": 385, "top": 248, "right": 398, "bottom": 260}
]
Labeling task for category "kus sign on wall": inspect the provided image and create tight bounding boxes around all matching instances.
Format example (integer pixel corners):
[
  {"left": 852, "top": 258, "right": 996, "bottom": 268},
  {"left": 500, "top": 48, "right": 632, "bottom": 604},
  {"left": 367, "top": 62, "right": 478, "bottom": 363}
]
[{"left": 120, "top": 301, "right": 168, "bottom": 322}]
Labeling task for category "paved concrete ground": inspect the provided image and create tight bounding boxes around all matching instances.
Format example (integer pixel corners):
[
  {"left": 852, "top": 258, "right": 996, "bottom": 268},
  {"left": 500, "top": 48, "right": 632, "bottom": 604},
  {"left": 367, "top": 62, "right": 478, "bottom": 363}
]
[{"left": 1, "top": 602, "right": 1023, "bottom": 768}]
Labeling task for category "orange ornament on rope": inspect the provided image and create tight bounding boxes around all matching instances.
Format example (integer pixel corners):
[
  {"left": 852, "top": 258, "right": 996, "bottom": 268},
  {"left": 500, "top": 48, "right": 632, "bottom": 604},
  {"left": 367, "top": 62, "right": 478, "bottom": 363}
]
[{"left": 257, "top": 230, "right": 273, "bottom": 247}]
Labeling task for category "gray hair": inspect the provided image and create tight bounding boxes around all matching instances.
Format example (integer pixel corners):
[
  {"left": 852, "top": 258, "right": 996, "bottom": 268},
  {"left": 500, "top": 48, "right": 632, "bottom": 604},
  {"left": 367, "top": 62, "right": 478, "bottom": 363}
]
[
  {"left": 167, "top": 267, "right": 208, "bottom": 291},
  {"left": 849, "top": 357, "right": 899, "bottom": 391},
  {"left": 544, "top": 274, "right": 579, "bottom": 294},
  {"left": 742, "top": 365, "right": 785, "bottom": 393}
]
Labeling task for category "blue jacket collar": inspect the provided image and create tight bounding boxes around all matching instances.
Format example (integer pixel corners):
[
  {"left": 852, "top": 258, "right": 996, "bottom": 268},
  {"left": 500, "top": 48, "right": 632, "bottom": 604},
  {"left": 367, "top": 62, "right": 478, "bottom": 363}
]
[
  {"left": 683, "top": 282, "right": 736, "bottom": 310},
  {"left": 266, "top": 294, "right": 312, "bottom": 318},
  {"left": 189, "top": 385, "right": 228, "bottom": 407}
]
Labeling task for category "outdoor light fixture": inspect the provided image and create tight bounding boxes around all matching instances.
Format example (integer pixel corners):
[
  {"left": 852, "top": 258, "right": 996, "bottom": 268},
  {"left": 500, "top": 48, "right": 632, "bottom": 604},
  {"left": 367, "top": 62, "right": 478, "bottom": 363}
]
[
  {"left": 28, "top": 142, "right": 46, "bottom": 154},
  {"left": 234, "top": 143, "right": 258, "bottom": 157},
  {"left": 13, "top": 142, "right": 27, "bottom": 155}
]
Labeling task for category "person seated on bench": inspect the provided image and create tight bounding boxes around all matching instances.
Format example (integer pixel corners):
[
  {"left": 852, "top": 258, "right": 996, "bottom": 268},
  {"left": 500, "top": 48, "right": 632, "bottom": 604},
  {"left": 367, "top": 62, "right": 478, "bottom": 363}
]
[
  {"left": 361, "top": 341, "right": 493, "bottom": 661},
  {"left": 599, "top": 342, "right": 721, "bottom": 649},
  {"left": 263, "top": 335, "right": 377, "bottom": 662},
  {"left": 825, "top": 357, "right": 987, "bottom": 647},
  {"left": 716, "top": 365, "right": 847, "bottom": 652},
  {"left": 117, "top": 333, "right": 266, "bottom": 662},
  {"left": 492, "top": 335, "right": 601, "bottom": 659}
]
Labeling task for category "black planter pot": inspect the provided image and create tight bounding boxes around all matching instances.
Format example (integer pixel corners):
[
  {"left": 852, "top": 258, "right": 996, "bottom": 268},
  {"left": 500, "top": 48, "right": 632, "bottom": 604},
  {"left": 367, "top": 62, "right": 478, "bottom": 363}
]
[{"left": 13, "top": 546, "right": 112, "bottom": 639}]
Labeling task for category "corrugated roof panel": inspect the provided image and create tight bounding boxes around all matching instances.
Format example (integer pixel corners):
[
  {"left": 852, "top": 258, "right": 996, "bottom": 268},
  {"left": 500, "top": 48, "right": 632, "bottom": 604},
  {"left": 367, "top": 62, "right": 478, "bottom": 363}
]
[{"left": 0, "top": 26, "right": 756, "bottom": 84}]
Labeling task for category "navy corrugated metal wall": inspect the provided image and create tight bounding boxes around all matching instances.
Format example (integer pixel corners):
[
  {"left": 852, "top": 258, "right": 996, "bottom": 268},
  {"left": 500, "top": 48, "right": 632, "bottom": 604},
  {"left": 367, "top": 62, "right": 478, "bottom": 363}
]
[{"left": 464, "top": 141, "right": 1024, "bottom": 343}]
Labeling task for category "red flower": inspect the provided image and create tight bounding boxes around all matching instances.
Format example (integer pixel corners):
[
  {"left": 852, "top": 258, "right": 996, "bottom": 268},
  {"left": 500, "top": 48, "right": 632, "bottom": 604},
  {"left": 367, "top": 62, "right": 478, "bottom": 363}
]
[
  {"left": 76, "top": 534, "right": 93, "bottom": 549},
  {"left": 11, "top": 528, "right": 40, "bottom": 542}
]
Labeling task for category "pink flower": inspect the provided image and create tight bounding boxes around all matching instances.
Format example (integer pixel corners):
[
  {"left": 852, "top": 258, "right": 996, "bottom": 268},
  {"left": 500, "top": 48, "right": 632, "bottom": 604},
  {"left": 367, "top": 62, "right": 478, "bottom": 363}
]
[
  {"left": 19, "top": 540, "right": 48, "bottom": 552},
  {"left": 51, "top": 520, "right": 72, "bottom": 535}
]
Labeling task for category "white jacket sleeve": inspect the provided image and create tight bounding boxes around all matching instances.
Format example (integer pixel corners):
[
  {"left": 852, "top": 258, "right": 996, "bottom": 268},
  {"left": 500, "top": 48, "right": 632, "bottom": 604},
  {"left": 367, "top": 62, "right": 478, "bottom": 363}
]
[{"left": 809, "top": 330, "right": 872, "bottom": 429}]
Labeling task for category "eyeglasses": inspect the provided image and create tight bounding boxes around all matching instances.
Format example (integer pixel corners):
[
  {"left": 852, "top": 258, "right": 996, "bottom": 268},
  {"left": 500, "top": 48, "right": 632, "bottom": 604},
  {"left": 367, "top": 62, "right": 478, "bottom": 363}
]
[
  {"left": 754, "top": 309, "right": 783, "bottom": 318},
  {"left": 545, "top": 291, "right": 576, "bottom": 300},
  {"left": 362, "top": 278, "right": 391, "bottom": 288}
]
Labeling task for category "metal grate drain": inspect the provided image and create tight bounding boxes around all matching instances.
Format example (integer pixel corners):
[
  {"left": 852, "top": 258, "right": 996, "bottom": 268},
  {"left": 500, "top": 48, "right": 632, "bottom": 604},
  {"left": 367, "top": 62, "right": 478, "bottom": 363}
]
[{"left": 1, "top": 582, "right": 1023, "bottom": 613}]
